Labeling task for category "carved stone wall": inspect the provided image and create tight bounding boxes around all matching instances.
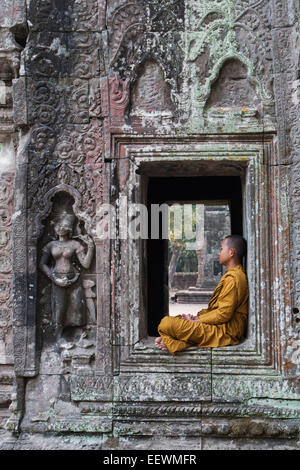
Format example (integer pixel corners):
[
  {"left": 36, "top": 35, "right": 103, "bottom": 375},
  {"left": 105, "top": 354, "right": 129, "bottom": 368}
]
[
  {"left": 0, "top": 0, "right": 25, "bottom": 434},
  {"left": 0, "top": 0, "right": 299, "bottom": 450}
]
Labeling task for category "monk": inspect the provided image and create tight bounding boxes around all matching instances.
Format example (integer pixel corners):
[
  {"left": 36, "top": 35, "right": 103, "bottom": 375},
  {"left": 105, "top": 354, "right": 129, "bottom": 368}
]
[{"left": 155, "top": 235, "right": 248, "bottom": 354}]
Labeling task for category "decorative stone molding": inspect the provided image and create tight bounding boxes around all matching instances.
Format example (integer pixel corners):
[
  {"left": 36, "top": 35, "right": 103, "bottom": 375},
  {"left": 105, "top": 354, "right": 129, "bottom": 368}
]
[
  {"left": 109, "top": 75, "right": 130, "bottom": 117},
  {"left": 109, "top": 135, "right": 290, "bottom": 377}
]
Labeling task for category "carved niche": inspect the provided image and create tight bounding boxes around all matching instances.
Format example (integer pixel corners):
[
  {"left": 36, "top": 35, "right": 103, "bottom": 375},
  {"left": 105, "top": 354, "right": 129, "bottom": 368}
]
[
  {"left": 38, "top": 191, "right": 96, "bottom": 353},
  {"left": 186, "top": 0, "right": 274, "bottom": 126},
  {"left": 27, "top": 0, "right": 100, "bottom": 32},
  {"left": 108, "top": 1, "right": 184, "bottom": 103},
  {"left": 206, "top": 59, "right": 260, "bottom": 109},
  {"left": 130, "top": 60, "right": 174, "bottom": 116}
]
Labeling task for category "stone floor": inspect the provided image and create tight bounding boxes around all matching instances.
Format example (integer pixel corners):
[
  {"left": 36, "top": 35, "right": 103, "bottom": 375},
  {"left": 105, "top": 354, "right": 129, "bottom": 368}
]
[{"left": 169, "top": 302, "right": 208, "bottom": 316}]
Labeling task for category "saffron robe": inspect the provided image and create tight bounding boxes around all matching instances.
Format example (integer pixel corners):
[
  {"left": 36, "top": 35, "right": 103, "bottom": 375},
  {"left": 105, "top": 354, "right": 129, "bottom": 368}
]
[{"left": 158, "top": 264, "right": 249, "bottom": 355}]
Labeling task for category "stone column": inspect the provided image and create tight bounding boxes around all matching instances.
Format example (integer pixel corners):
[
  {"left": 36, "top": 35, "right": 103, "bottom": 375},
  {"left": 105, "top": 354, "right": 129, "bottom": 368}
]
[
  {"left": 195, "top": 205, "right": 205, "bottom": 288},
  {"left": 195, "top": 238, "right": 207, "bottom": 288}
]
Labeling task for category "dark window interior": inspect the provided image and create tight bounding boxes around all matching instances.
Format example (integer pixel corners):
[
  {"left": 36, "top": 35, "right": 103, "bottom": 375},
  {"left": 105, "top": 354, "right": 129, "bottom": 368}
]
[{"left": 147, "top": 176, "right": 243, "bottom": 336}]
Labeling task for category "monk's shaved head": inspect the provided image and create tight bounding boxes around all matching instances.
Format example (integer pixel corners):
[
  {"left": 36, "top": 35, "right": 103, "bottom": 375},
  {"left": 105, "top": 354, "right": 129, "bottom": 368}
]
[{"left": 224, "top": 235, "right": 247, "bottom": 262}]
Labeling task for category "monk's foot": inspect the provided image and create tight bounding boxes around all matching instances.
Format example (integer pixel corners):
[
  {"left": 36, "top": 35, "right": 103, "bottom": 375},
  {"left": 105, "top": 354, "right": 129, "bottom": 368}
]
[
  {"left": 158, "top": 339, "right": 168, "bottom": 351},
  {"left": 155, "top": 336, "right": 168, "bottom": 351}
]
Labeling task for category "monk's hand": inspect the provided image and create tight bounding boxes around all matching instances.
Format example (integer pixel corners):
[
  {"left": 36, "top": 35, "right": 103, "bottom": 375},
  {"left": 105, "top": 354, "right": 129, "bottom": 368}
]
[{"left": 181, "top": 314, "right": 200, "bottom": 322}]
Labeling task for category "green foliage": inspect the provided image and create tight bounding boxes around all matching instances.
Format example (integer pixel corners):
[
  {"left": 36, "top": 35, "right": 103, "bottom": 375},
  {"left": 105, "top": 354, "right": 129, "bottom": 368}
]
[{"left": 168, "top": 204, "right": 199, "bottom": 272}]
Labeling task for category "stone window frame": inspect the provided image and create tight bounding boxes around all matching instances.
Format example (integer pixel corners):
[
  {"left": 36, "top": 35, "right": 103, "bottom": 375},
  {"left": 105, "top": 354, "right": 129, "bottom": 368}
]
[{"left": 110, "top": 133, "right": 289, "bottom": 376}]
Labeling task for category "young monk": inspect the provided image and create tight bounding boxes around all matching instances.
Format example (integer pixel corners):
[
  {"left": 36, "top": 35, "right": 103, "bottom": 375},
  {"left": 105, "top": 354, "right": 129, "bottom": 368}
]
[{"left": 155, "top": 235, "right": 248, "bottom": 354}]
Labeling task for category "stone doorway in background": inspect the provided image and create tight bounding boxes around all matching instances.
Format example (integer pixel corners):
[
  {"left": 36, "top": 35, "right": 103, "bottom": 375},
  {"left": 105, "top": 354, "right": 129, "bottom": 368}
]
[
  {"left": 146, "top": 176, "right": 243, "bottom": 336},
  {"left": 167, "top": 202, "right": 231, "bottom": 316}
]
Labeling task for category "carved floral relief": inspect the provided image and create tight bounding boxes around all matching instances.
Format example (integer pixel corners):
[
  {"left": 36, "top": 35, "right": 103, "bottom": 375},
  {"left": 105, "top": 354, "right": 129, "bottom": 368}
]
[{"left": 184, "top": 0, "right": 275, "bottom": 126}]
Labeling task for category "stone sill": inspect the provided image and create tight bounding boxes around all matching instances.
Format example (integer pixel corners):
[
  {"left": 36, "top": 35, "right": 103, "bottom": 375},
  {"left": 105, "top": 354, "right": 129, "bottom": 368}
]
[{"left": 134, "top": 336, "right": 245, "bottom": 354}]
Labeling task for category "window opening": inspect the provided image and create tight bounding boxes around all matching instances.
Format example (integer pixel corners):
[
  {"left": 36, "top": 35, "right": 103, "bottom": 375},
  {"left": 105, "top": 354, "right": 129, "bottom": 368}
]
[
  {"left": 168, "top": 202, "right": 231, "bottom": 317},
  {"left": 147, "top": 176, "right": 243, "bottom": 336}
]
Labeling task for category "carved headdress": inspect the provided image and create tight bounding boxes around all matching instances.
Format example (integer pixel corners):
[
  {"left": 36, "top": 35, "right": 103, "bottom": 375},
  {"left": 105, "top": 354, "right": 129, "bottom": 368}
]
[{"left": 52, "top": 210, "right": 76, "bottom": 231}]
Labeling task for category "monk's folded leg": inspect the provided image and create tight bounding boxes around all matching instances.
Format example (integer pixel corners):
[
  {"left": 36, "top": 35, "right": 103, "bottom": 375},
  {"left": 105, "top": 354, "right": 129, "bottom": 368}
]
[
  {"left": 158, "top": 315, "right": 204, "bottom": 355},
  {"left": 158, "top": 331, "right": 190, "bottom": 354},
  {"left": 157, "top": 315, "right": 232, "bottom": 352}
]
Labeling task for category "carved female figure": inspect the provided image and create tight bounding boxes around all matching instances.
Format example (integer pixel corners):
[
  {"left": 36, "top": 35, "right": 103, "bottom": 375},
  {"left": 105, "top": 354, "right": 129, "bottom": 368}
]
[{"left": 39, "top": 211, "right": 94, "bottom": 342}]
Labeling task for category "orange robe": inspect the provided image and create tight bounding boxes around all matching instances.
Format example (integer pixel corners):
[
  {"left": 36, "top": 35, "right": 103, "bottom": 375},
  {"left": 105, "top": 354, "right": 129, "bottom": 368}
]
[{"left": 158, "top": 264, "right": 248, "bottom": 355}]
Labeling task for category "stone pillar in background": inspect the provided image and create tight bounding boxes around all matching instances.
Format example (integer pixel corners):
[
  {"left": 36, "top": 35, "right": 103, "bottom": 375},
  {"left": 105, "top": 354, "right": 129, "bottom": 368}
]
[
  {"left": 195, "top": 204, "right": 206, "bottom": 288},
  {"left": 195, "top": 240, "right": 207, "bottom": 289}
]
